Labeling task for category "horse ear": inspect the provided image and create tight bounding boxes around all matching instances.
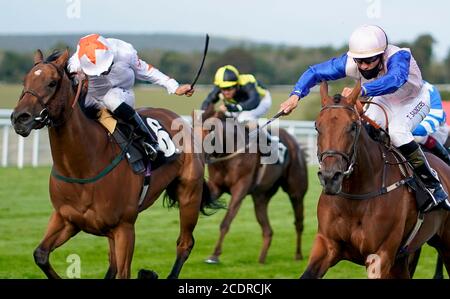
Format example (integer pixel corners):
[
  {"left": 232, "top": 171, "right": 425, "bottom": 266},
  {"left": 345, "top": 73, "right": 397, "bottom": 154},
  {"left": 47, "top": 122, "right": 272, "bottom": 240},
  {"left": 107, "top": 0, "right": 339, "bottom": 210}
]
[
  {"left": 347, "top": 80, "right": 362, "bottom": 105},
  {"left": 34, "top": 49, "right": 43, "bottom": 65},
  {"left": 320, "top": 81, "right": 330, "bottom": 107},
  {"left": 54, "top": 49, "right": 70, "bottom": 68}
]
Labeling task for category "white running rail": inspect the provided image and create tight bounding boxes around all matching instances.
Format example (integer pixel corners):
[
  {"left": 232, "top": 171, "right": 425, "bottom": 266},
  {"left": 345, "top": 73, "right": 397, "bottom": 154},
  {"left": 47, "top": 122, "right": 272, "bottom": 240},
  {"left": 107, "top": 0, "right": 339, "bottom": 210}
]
[{"left": 1, "top": 109, "right": 318, "bottom": 168}]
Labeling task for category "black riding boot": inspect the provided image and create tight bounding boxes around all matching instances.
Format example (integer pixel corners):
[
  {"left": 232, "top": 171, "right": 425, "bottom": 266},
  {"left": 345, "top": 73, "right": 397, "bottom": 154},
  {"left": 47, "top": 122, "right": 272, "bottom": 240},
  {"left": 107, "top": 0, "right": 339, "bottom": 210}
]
[
  {"left": 399, "top": 141, "right": 450, "bottom": 212},
  {"left": 113, "top": 102, "right": 159, "bottom": 161},
  {"left": 424, "top": 136, "right": 450, "bottom": 166}
]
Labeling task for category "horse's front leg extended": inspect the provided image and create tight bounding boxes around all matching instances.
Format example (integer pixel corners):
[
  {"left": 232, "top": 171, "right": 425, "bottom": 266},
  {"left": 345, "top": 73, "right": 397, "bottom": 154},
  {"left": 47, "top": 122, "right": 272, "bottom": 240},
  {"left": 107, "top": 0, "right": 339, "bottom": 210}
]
[
  {"left": 167, "top": 181, "right": 203, "bottom": 278},
  {"left": 34, "top": 212, "right": 79, "bottom": 279},
  {"left": 112, "top": 223, "right": 135, "bottom": 279},
  {"left": 300, "top": 234, "right": 341, "bottom": 279},
  {"left": 206, "top": 183, "right": 249, "bottom": 264},
  {"left": 104, "top": 237, "right": 117, "bottom": 279}
]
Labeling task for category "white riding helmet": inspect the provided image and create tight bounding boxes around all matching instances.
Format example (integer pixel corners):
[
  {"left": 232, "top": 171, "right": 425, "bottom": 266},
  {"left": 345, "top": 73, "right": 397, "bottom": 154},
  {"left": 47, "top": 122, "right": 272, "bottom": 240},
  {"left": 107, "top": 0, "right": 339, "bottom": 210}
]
[
  {"left": 347, "top": 25, "right": 388, "bottom": 58},
  {"left": 77, "top": 34, "right": 114, "bottom": 76}
]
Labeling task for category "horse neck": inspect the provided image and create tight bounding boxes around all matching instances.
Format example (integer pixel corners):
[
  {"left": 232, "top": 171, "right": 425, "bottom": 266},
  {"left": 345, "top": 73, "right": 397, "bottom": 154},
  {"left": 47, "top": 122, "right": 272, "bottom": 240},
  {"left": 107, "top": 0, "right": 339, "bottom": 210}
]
[
  {"left": 341, "top": 128, "right": 385, "bottom": 194},
  {"left": 48, "top": 79, "right": 108, "bottom": 174}
]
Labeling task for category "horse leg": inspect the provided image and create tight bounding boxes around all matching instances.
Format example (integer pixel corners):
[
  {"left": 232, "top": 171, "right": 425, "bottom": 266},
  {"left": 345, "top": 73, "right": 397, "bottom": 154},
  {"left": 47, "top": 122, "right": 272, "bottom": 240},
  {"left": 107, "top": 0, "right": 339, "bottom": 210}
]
[
  {"left": 300, "top": 234, "right": 341, "bottom": 279},
  {"left": 407, "top": 247, "right": 422, "bottom": 278},
  {"left": 251, "top": 193, "right": 273, "bottom": 264},
  {"left": 34, "top": 212, "right": 79, "bottom": 279},
  {"left": 433, "top": 255, "right": 444, "bottom": 279},
  {"left": 386, "top": 255, "right": 411, "bottom": 279},
  {"left": 104, "top": 237, "right": 117, "bottom": 279},
  {"left": 289, "top": 194, "right": 305, "bottom": 260},
  {"left": 365, "top": 249, "right": 403, "bottom": 278},
  {"left": 167, "top": 180, "right": 203, "bottom": 278},
  {"left": 112, "top": 223, "right": 135, "bottom": 279},
  {"left": 207, "top": 180, "right": 223, "bottom": 200},
  {"left": 206, "top": 184, "right": 249, "bottom": 264}
]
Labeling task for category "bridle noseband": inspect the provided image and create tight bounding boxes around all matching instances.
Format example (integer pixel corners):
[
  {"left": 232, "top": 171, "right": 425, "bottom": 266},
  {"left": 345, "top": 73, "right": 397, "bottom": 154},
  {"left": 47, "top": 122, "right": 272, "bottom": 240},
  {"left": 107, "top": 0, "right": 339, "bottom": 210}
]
[
  {"left": 317, "top": 104, "right": 362, "bottom": 177},
  {"left": 19, "top": 61, "right": 64, "bottom": 127}
]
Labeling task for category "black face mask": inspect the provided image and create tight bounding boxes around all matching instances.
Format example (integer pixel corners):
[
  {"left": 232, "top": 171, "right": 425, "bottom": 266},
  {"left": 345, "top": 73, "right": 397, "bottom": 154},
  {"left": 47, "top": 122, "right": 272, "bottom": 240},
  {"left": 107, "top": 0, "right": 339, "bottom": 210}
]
[{"left": 359, "top": 62, "right": 382, "bottom": 80}]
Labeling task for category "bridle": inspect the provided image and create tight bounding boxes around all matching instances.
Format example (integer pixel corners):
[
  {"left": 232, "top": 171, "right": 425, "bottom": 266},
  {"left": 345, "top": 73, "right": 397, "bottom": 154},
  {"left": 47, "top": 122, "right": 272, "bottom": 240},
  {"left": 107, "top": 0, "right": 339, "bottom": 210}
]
[
  {"left": 317, "top": 104, "right": 362, "bottom": 177},
  {"left": 19, "top": 61, "right": 83, "bottom": 127}
]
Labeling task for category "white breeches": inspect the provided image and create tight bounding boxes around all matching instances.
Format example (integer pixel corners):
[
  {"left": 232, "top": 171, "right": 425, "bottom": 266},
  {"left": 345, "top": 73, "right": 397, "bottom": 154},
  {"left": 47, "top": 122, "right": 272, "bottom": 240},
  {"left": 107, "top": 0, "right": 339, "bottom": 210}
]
[
  {"left": 365, "top": 84, "right": 430, "bottom": 147},
  {"left": 86, "top": 87, "right": 136, "bottom": 111}
]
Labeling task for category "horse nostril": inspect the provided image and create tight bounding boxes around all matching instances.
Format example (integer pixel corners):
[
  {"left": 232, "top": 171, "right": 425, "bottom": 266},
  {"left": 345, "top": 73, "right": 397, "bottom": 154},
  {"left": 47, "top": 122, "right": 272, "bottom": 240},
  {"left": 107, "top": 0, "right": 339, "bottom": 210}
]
[
  {"left": 14, "top": 112, "right": 32, "bottom": 124},
  {"left": 332, "top": 172, "right": 343, "bottom": 182}
]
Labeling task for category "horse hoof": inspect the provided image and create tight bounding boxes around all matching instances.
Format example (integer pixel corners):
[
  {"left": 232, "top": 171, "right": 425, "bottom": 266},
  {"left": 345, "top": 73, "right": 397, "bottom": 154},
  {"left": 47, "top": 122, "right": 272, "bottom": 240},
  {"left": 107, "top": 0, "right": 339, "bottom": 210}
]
[
  {"left": 138, "top": 269, "right": 159, "bottom": 279},
  {"left": 204, "top": 256, "right": 220, "bottom": 264},
  {"left": 295, "top": 254, "right": 304, "bottom": 260}
]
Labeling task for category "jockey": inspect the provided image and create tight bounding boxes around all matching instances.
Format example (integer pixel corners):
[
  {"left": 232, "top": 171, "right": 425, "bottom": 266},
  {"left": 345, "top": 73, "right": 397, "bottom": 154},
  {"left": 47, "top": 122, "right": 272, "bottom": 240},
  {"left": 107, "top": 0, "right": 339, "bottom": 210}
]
[
  {"left": 279, "top": 25, "right": 450, "bottom": 211},
  {"left": 201, "top": 65, "right": 286, "bottom": 163},
  {"left": 412, "top": 81, "right": 450, "bottom": 165},
  {"left": 68, "top": 34, "right": 194, "bottom": 161}
]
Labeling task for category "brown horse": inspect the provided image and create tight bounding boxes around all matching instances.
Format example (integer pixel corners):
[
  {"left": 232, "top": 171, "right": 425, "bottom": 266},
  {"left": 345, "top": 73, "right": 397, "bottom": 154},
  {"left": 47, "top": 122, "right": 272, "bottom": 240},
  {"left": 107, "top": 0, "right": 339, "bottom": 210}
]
[
  {"left": 200, "top": 105, "right": 308, "bottom": 264},
  {"left": 10, "top": 49, "right": 220, "bottom": 279},
  {"left": 301, "top": 81, "right": 450, "bottom": 278}
]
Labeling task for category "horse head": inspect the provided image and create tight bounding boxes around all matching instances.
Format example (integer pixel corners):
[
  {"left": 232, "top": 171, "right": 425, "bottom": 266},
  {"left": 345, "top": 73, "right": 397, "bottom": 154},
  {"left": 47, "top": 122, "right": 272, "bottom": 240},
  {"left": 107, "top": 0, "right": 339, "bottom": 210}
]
[
  {"left": 11, "top": 49, "right": 71, "bottom": 137},
  {"left": 316, "top": 80, "right": 362, "bottom": 194}
]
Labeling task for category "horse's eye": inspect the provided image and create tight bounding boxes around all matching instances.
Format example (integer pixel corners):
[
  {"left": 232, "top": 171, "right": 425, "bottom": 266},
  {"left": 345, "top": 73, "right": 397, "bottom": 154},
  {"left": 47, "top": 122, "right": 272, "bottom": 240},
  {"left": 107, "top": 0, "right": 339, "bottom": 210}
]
[
  {"left": 48, "top": 81, "right": 57, "bottom": 88},
  {"left": 350, "top": 122, "right": 357, "bottom": 131}
]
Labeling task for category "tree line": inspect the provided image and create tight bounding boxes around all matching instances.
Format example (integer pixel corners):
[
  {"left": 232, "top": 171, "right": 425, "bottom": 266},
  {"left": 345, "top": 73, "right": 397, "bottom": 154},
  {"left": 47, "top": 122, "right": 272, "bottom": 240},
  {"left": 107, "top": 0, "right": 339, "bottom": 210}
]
[{"left": 1, "top": 34, "right": 449, "bottom": 90}]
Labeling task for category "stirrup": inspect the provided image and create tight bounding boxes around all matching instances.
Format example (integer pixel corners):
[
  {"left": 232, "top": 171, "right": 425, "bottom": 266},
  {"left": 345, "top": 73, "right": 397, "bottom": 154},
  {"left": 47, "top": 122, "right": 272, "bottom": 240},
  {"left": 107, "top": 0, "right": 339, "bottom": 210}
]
[
  {"left": 142, "top": 142, "right": 158, "bottom": 161},
  {"left": 422, "top": 185, "right": 449, "bottom": 212}
]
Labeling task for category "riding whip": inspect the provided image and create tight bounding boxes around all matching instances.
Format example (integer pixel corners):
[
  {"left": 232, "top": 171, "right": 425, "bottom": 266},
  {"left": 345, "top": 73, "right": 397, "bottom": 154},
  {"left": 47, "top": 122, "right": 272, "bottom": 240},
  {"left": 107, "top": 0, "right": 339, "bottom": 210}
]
[
  {"left": 189, "top": 34, "right": 209, "bottom": 91},
  {"left": 248, "top": 111, "right": 285, "bottom": 139}
]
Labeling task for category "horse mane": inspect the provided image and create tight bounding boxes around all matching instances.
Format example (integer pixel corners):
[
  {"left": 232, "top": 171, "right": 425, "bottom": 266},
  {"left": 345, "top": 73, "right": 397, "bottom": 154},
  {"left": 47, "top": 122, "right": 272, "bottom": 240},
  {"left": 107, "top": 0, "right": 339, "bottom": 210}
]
[{"left": 45, "top": 50, "right": 96, "bottom": 119}]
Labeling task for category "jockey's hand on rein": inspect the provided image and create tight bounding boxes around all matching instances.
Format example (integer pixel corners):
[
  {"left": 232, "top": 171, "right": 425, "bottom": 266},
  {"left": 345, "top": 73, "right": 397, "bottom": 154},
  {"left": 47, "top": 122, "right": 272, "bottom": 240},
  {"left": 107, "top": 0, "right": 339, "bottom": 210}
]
[{"left": 225, "top": 103, "right": 243, "bottom": 112}]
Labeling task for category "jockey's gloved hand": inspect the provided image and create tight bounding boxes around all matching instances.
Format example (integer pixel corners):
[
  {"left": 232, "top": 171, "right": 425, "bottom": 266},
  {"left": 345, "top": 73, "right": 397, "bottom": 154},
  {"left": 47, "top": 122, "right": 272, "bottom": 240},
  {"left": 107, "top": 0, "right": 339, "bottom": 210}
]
[{"left": 225, "top": 103, "right": 243, "bottom": 112}]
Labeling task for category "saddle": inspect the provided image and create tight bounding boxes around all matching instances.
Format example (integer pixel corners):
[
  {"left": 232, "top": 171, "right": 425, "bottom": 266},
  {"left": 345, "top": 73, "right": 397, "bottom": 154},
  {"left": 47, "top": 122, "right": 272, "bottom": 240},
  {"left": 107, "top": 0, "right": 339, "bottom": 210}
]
[
  {"left": 363, "top": 123, "right": 430, "bottom": 211},
  {"left": 96, "top": 109, "right": 179, "bottom": 174}
]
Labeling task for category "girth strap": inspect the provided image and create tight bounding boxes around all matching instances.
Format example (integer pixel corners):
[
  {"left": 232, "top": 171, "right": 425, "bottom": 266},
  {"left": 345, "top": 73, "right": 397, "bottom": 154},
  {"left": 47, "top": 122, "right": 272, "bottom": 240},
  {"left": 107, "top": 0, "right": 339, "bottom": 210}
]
[
  {"left": 51, "top": 149, "right": 126, "bottom": 184},
  {"left": 338, "top": 177, "right": 414, "bottom": 200}
]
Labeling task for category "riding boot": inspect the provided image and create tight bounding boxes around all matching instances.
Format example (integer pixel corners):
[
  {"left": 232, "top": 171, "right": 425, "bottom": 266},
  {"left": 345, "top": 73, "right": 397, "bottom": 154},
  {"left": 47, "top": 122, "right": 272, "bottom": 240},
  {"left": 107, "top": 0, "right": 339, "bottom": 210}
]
[
  {"left": 423, "top": 136, "right": 450, "bottom": 166},
  {"left": 113, "top": 102, "right": 159, "bottom": 161},
  {"left": 399, "top": 140, "right": 450, "bottom": 212}
]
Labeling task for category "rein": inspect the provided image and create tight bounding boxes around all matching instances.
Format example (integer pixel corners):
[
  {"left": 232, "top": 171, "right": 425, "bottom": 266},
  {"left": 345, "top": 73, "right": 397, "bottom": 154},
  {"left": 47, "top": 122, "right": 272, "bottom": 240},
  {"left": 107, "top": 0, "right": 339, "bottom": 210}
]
[
  {"left": 319, "top": 101, "right": 413, "bottom": 200},
  {"left": 204, "top": 122, "right": 259, "bottom": 164},
  {"left": 318, "top": 104, "right": 361, "bottom": 176}
]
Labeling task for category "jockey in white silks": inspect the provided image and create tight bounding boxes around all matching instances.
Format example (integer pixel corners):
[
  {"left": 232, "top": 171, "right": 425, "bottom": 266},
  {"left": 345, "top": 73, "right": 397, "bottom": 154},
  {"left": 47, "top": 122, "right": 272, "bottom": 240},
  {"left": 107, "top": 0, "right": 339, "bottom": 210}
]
[
  {"left": 279, "top": 25, "right": 450, "bottom": 212},
  {"left": 68, "top": 34, "right": 194, "bottom": 161}
]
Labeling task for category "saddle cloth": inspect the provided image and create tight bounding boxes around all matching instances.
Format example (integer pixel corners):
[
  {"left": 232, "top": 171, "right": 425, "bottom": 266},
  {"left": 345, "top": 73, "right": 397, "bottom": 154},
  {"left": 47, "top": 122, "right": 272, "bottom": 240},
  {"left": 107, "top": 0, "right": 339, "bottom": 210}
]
[{"left": 97, "top": 109, "right": 177, "bottom": 158}]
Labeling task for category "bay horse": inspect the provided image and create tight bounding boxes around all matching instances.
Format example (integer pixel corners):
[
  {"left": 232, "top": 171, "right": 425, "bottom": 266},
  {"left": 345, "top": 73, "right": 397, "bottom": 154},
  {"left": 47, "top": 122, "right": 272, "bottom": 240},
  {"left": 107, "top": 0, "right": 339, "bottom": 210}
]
[
  {"left": 10, "top": 49, "right": 220, "bottom": 279},
  {"left": 301, "top": 81, "right": 450, "bottom": 278},
  {"left": 200, "top": 105, "right": 308, "bottom": 264}
]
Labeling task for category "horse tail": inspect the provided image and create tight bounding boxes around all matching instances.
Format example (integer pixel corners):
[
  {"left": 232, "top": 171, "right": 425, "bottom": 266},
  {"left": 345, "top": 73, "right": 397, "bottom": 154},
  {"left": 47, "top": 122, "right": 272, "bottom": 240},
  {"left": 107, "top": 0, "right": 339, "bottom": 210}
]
[
  {"left": 162, "top": 179, "right": 225, "bottom": 215},
  {"left": 200, "top": 180, "right": 225, "bottom": 216},
  {"left": 163, "top": 179, "right": 179, "bottom": 210}
]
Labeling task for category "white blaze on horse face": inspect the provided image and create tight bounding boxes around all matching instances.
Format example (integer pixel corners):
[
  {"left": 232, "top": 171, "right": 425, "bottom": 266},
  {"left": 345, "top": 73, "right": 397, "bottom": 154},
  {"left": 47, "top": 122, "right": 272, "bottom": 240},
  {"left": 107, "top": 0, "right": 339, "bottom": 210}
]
[{"left": 34, "top": 69, "right": 42, "bottom": 76}]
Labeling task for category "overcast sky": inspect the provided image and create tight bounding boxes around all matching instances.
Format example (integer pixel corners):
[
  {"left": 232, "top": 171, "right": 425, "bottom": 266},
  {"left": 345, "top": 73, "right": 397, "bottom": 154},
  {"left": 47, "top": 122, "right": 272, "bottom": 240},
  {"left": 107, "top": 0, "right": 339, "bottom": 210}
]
[{"left": 1, "top": 0, "right": 448, "bottom": 59}]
